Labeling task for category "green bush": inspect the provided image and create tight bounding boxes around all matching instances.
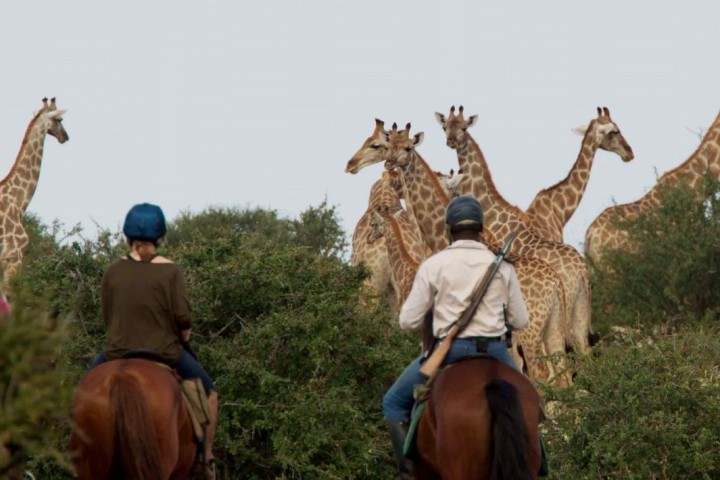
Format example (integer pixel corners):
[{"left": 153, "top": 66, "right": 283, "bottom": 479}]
[
  {"left": 543, "top": 325, "right": 720, "bottom": 479},
  {"left": 12, "top": 186, "right": 720, "bottom": 478},
  {"left": 591, "top": 174, "right": 720, "bottom": 334},
  {"left": 13, "top": 203, "right": 415, "bottom": 479},
  {"left": 0, "top": 293, "right": 73, "bottom": 477}
]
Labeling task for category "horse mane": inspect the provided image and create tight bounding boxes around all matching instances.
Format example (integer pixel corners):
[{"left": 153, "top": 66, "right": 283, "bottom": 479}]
[
  {"left": 109, "top": 369, "right": 164, "bottom": 479},
  {"left": 485, "top": 379, "right": 533, "bottom": 480}
]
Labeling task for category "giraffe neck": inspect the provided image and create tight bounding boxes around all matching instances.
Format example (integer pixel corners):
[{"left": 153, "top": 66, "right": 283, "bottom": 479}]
[
  {"left": 638, "top": 110, "right": 720, "bottom": 209},
  {"left": 383, "top": 214, "right": 420, "bottom": 302},
  {"left": 529, "top": 125, "right": 602, "bottom": 227},
  {"left": 400, "top": 151, "right": 450, "bottom": 252},
  {"left": 0, "top": 112, "right": 49, "bottom": 212},
  {"left": 455, "top": 135, "right": 548, "bottom": 257},
  {"left": 456, "top": 135, "right": 522, "bottom": 223}
]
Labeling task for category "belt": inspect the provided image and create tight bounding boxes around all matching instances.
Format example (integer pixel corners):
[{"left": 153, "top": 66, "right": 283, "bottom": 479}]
[
  {"left": 435, "top": 335, "right": 506, "bottom": 354},
  {"left": 437, "top": 335, "right": 505, "bottom": 342}
]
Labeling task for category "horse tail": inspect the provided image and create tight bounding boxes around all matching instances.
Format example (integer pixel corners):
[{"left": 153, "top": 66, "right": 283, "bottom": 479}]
[
  {"left": 109, "top": 371, "right": 164, "bottom": 480},
  {"left": 485, "top": 378, "right": 532, "bottom": 480}
]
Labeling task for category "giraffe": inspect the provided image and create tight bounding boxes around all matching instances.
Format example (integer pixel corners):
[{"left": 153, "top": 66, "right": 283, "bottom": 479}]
[
  {"left": 435, "top": 106, "right": 592, "bottom": 356},
  {"left": 367, "top": 207, "right": 428, "bottom": 305},
  {"left": 525, "top": 107, "right": 634, "bottom": 243},
  {"left": 0, "top": 97, "right": 69, "bottom": 293},
  {"left": 585, "top": 109, "right": 720, "bottom": 266},
  {"left": 347, "top": 120, "right": 412, "bottom": 312},
  {"left": 346, "top": 122, "right": 454, "bottom": 253},
  {"left": 354, "top": 168, "right": 430, "bottom": 312},
  {"left": 380, "top": 123, "right": 572, "bottom": 385}
]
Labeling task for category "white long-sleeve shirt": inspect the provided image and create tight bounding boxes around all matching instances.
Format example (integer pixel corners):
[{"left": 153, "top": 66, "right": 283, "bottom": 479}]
[{"left": 398, "top": 240, "right": 528, "bottom": 338}]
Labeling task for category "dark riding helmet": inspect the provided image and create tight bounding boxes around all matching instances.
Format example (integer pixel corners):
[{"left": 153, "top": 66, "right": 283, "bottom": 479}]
[
  {"left": 446, "top": 195, "right": 484, "bottom": 233},
  {"left": 123, "top": 203, "right": 167, "bottom": 241}
]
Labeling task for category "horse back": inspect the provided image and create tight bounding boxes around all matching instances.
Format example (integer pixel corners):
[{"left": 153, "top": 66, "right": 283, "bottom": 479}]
[
  {"left": 418, "top": 358, "right": 541, "bottom": 479},
  {"left": 69, "top": 359, "right": 195, "bottom": 480}
]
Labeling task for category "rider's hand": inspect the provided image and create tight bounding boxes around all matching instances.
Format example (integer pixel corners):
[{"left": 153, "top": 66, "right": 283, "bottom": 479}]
[{"left": 181, "top": 328, "right": 191, "bottom": 342}]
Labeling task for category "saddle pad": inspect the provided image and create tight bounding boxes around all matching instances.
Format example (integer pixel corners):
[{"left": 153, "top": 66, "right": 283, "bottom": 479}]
[
  {"left": 181, "top": 378, "right": 211, "bottom": 442},
  {"left": 403, "top": 400, "right": 426, "bottom": 457}
]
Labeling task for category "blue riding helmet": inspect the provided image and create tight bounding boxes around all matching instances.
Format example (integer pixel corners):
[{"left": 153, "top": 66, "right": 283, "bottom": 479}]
[
  {"left": 446, "top": 195, "right": 484, "bottom": 232},
  {"left": 123, "top": 203, "right": 167, "bottom": 241}
]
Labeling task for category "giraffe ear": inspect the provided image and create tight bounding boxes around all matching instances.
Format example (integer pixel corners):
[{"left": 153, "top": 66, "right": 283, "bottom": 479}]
[
  {"left": 466, "top": 115, "right": 478, "bottom": 128},
  {"left": 412, "top": 132, "right": 424, "bottom": 147},
  {"left": 572, "top": 124, "right": 589, "bottom": 136},
  {"left": 434, "top": 112, "right": 446, "bottom": 126},
  {"left": 47, "top": 109, "right": 67, "bottom": 118}
]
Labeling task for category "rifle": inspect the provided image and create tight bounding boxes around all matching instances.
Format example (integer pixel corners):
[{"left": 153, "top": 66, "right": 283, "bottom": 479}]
[{"left": 419, "top": 231, "right": 518, "bottom": 377}]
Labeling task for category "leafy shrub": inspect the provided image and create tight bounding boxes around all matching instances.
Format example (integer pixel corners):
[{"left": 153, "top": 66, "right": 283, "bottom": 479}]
[
  {"left": 591, "top": 174, "right": 720, "bottom": 334},
  {"left": 0, "top": 293, "right": 73, "bottom": 477},
  {"left": 13, "top": 203, "right": 415, "bottom": 479},
  {"left": 543, "top": 324, "right": 720, "bottom": 479}
]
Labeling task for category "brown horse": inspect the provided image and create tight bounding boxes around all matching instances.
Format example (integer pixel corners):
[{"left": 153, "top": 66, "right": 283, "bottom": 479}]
[
  {"left": 69, "top": 358, "right": 197, "bottom": 480},
  {"left": 414, "top": 357, "right": 542, "bottom": 480}
]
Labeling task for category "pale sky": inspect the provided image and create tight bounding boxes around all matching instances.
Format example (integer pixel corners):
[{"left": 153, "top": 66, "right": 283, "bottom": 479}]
[{"left": 1, "top": 0, "right": 719, "bottom": 251}]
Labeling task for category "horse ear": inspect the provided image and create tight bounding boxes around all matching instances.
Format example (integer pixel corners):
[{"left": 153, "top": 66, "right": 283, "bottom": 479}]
[
  {"left": 413, "top": 132, "right": 424, "bottom": 147},
  {"left": 466, "top": 115, "right": 478, "bottom": 128}
]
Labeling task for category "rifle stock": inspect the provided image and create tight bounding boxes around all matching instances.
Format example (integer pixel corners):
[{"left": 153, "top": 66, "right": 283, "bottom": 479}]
[
  {"left": 417, "top": 232, "right": 518, "bottom": 378},
  {"left": 419, "top": 325, "right": 458, "bottom": 376}
]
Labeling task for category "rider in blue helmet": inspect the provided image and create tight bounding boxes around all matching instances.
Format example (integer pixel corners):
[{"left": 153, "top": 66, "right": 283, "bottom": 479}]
[
  {"left": 382, "top": 195, "right": 529, "bottom": 479},
  {"left": 88, "top": 203, "right": 218, "bottom": 479}
]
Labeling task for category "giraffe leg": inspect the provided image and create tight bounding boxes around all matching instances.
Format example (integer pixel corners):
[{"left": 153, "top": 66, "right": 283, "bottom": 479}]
[
  {"left": 569, "top": 275, "right": 592, "bottom": 355},
  {"left": 544, "top": 300, "right": 572, "bottom": 387}
]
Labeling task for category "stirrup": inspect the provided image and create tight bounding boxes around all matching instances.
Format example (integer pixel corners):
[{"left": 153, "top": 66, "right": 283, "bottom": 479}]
[{"left": 191, "top": 458, "right": 215, "bottom": 480}]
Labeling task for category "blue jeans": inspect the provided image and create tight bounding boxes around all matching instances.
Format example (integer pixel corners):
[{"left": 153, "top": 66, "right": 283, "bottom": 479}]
[
  {"left": 90, "top": 348, "right": 216, "bottom": 393},
  {"left": 382, "top": 337, "right": 519, "bottom": 422}
]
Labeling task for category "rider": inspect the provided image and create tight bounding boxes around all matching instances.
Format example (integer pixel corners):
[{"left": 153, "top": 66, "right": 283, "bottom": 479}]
[
  {"left": 89, "top": 203, "right": 218, "bottom": 480},
  {"left": 382, "top": 195, "right": 529, "bottom": 479}
]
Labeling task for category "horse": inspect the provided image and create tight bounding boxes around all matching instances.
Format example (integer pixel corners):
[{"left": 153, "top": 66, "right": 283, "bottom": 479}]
[
  {"left": 69, "top": 358, "right": 197, "bottom": 480},
  {"left": 413, "top": 357, "right": 542, "bottom": 480}
]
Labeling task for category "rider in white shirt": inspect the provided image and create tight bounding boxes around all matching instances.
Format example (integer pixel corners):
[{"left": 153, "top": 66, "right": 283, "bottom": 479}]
[{"left": 382, "top": 195, "right": 528, "bottom": 479}]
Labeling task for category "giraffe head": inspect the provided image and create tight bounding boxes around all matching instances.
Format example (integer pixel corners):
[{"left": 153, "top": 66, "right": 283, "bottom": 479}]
[
  {"left": 367, "top": 209, "right": 387, "bottom": 243},
  {"left": 383, "top": 122, "right": 424, "bottom": 171},
  {"left": 434, "top": 105, "right": 477, "bottom": 150},
  {"left": 573, "top": 107, "right": 633, "bottom": 162},
  {"left": 345, "top": 118, "right": 389, "bottom": 174},
  {"left": 35, "top": 97, "right": 69, "bottom": 144}
]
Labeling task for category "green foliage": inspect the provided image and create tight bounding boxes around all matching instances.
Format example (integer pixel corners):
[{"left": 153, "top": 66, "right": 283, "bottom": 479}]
[
  {"left": 543, "top": 325, "right": 720, "bottom": 479},
  {"left": 165, "top": 201, "right": 347, "bottom": 259},
  {"left": 591, "top": 175, "right": 720, "bottom": 333},
  {"left": 13, "top": 186, "right": 720, "bottom": 478},
  {"left": 166, "top": 204, "right": 410, "bottom": 478},
  {"left": 14, "top": 202, "right": 415, "bottom": 479},
  {"left": 0, "top": 293, "right": 73, "bottom": 477}
]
